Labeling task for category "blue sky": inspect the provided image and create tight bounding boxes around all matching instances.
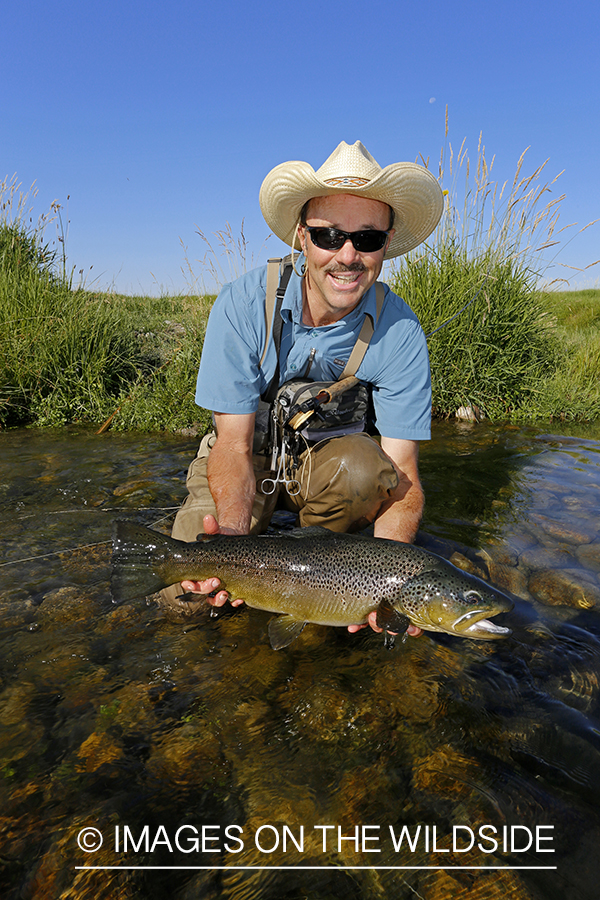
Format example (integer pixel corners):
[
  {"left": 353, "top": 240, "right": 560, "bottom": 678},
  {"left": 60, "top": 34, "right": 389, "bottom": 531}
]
[{"left": 2, "top": 0, "right": 598, "bottom": 295}]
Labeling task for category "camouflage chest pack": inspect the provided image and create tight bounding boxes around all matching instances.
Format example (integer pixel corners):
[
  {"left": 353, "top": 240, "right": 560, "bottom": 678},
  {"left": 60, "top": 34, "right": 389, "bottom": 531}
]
[{"left": 253, "top": 256, "right": 385, "bottom": 459}]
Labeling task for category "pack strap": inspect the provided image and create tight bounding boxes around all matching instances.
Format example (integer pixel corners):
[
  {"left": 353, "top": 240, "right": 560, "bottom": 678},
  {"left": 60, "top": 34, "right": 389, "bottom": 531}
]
[
  {"left": 259, "top": 257, "right": 286, "bottom": 368},
  {"left": 261, "top": 257, "right": 293, "bottom": 404},
  {"left": 339, "top": 281, "right": 385, "bottom": 378}
]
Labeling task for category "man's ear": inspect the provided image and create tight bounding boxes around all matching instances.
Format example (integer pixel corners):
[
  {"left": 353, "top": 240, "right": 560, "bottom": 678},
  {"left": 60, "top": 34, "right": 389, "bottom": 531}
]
[{"left": 297, "top": 222, "right": 307, "bottom": 254}]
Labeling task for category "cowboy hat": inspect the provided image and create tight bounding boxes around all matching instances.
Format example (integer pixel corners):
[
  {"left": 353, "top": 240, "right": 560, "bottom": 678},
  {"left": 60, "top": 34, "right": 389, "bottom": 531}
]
[{"left": 259, "top": 140, "right": 444, "bottom": 260}]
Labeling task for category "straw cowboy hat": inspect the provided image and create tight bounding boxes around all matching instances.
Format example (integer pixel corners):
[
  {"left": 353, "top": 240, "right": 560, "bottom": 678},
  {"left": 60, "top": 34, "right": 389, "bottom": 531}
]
[{"left": 259, "top": 140, "right": 444, "bottom": 260}]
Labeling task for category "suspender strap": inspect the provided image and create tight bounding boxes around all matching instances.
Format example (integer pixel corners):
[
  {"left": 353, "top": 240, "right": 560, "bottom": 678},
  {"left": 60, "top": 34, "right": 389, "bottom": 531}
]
[
  {"left": 262, "top": 257, "right": 293, "bottom": 404},
  {"left": 260, "top": 258, "right": 283, "bottom": 368},
  {"left": 339, "top": 281, "right": 385, "bottom": 378}
]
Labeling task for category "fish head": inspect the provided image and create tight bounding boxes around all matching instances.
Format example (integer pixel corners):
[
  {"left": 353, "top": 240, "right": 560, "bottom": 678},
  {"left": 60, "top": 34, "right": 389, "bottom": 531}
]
[{"left": 397, "top": 561, "right": 514, "bottom": 639}]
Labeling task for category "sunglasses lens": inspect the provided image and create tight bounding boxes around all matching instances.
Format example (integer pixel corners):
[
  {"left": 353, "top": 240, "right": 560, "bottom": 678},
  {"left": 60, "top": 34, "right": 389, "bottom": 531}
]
[
  {"left": 309, "top": 228, "right": 344, "bottom": 250},
  {"left": 308, "top": 228, "right": 387, "bottom": 252},
  {"left": 353, "top": 231, "right": 388, "bottom": 252}
]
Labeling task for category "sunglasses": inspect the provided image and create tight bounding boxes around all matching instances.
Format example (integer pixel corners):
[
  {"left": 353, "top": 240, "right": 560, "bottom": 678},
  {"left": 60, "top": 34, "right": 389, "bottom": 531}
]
[{"left": 306, "top": 226, "right": 390, "bottom": 253}]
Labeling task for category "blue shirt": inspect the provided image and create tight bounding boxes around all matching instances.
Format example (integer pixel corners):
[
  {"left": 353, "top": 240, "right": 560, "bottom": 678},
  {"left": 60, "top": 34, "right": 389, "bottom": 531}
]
[{"left": 195, "top": 260, "right": 432, "bottom": 440}]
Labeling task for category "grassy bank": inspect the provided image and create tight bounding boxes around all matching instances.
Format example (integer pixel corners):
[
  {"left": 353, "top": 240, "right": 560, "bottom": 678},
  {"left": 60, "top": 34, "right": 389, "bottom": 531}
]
[
  {"left": 529, "top": 288, "right": 600, "bottom": 422},
  {"left": 1, "top": 160, "right": 599, "bottom": 431},
  {"left": 1, "top": 249, "right": 598, "bottom": 431},
  {"left": 0, "top": 219, "right": 213, "bottom": 432}
]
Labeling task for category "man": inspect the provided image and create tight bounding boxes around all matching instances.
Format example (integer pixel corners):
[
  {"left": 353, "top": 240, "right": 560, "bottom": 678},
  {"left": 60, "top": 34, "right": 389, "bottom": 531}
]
[{"left": 170, "top": 140, "right": 443, "bottom": 638}]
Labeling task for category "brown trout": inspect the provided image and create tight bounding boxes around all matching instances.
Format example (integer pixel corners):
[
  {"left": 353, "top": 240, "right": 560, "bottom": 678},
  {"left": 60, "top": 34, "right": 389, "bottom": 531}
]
[{"left": 111, "top": 522, "right": 513, "bottom": 649}]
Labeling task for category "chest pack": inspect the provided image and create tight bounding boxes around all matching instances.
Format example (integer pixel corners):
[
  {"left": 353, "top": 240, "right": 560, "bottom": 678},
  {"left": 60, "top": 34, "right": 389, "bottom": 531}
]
[{"left": 253, "top": 255, "right": 385, "bottom": 455}]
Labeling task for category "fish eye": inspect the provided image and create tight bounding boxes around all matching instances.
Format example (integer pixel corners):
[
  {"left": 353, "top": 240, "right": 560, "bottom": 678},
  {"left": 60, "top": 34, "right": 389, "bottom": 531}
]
[{"left": 464, "top": 590, "right": 482, "bottom": 603}]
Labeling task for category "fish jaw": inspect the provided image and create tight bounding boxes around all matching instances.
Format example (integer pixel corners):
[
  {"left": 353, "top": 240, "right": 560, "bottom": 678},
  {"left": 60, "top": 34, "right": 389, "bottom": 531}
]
[
  {"left": 450, "top": 605, "right": 512, "bottom": 638},
  {"left": 395, "top": 568, "right": 514, "bottom": 640}
]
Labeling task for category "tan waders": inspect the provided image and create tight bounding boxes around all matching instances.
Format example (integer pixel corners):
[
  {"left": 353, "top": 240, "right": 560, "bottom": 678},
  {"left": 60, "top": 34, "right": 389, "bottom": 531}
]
[{"left": 158, "top": 431, "right": 398, "bottom": 613}]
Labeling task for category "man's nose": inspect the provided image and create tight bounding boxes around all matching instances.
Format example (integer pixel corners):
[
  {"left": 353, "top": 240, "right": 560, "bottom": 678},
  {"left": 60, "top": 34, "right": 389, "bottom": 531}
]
[{"left": 335, "top": 237, "right": 361, "bottom": 263}]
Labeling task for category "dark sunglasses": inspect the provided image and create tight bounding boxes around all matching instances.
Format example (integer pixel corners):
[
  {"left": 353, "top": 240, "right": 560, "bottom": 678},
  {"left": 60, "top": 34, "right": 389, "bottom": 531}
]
[{"left": 306, "top": 226, "right": 390, "bottom": 253}]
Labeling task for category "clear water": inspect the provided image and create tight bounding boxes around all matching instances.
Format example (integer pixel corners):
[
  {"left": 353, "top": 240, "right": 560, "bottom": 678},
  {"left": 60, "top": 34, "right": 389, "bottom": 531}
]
[{"left": 1, "top": 423, "right": 599, "bottom": 899}]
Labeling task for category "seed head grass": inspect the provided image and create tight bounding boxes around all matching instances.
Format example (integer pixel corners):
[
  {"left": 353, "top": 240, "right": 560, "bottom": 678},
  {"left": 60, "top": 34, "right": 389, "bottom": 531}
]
[
  {"left": 389, "top": 114, "right": 599, "bottom": 422},
  {"left": 1, "top": 135, "right": 598, "bottom": 433}
]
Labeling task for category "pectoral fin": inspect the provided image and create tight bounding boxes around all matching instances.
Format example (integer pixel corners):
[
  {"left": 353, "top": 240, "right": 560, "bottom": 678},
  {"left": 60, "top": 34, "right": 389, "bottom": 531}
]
[
  {"left": 376, "top": 600, "right": 410, "bottom": 649},
  {"left": 268, "top": 615, "right": 307, "bottom": 650}
]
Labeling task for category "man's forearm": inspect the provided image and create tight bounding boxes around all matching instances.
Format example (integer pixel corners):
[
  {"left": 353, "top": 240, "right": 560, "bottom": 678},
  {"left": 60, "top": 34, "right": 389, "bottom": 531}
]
[
  {"left": 373, "top": 481, "right": 424, "bottom": 543},
  {"left": 206, "top": 441, "right": 255, "bottom": 534}
]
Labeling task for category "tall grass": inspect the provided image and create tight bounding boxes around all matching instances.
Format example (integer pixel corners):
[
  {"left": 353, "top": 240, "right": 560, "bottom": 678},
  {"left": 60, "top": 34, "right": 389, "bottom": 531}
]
[
  {"left": 0, "top": 177, "right": 212, "bottom": 431},
  {"left": 527, "top": 289, "right": 600, "bottom": 422},
  {"left": 180, "top": 219, "right": 272, "bottom": 294},
  {"left": 388, "top": 113, "right": 597, "bottom": 420}
]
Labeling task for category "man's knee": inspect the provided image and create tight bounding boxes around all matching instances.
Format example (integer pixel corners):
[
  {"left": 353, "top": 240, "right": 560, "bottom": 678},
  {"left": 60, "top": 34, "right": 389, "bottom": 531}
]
[
  {"left": 288, "top": 433, "right": 398, "bottom": 531},
  {"left": 314, "top": 434, "right": 397, "bottom": 500}
]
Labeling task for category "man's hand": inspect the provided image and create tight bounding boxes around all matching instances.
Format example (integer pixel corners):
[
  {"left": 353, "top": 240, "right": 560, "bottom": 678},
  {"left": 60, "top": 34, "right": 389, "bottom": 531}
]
[
  {"left": 180, "top": 514, "right": 245, "bottom": 608},
  {"left": 351, "top": 437, "right": 424, "bottom": 639},
  {"left": 348, "top": 612, "right": 423, "bottom": 638}
]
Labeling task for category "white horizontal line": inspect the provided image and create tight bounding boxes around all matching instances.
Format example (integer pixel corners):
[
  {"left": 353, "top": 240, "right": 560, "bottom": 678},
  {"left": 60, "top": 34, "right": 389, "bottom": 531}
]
[{"left": 75, "top": 866, "right": 557, "bottom": 871}]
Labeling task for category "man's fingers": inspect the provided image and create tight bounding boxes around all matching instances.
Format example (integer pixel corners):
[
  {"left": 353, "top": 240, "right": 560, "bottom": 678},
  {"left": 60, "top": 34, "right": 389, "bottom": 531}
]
[
  {"left": 347, "top": 612, "right": 423, "bottom": 638},
  {"left": 407, "top": 624, "right": 423, "bottom": 637},
  {"left": 179, "top": 578, "right": 245, "bottom": 609},
  {"left": 203, "top": 514, "right": 220, "bottom": 534},
  {"left": 181, "top": 578, "right": 220, "bottom": 594}
]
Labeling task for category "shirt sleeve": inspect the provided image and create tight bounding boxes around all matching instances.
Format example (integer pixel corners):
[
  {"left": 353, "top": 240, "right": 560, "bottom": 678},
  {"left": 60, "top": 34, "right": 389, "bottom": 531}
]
[
  {"left": 366, "top": 313, "right": 432, "bottom": 441},
  {"left": 194, "top": 276, "right": 266, "bottom": 414}
]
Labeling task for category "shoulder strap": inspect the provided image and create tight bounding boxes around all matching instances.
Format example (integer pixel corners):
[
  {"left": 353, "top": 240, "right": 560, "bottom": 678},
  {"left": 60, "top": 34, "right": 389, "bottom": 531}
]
[
  {"left": 260, "top": 256, "right": 293, "bottom": 404},
  {"left": 259, "top": 257, "right": 284, "bottom": 368},
  {"left": 339, "top": 281, "right": 385, "bottom": 378}
]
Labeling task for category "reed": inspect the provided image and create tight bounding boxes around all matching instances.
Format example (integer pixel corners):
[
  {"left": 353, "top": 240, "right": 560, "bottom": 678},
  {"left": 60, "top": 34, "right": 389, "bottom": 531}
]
[
  {"left": 1, "top": 178, "right": 186, "bottom": 429},
  {"left": 387, "top": 115, "right": 590, "bottom": 420},
  {"left": 181, "top": 219, "right": 272, "bottom": 294}
]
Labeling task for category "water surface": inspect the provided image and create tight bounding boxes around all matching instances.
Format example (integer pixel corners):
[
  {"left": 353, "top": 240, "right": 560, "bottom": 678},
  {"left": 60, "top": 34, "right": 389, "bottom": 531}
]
[{"left": 1, "top": 423, "right": 600, "bottom": 899}]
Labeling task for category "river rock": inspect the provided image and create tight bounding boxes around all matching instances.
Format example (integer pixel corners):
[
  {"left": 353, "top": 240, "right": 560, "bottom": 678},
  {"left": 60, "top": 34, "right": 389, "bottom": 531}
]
[
  {"left": 519, "top": 546, "right": 578, "bottom": 572},
  {"left": 528, "top": 568, "right": 600, "bottom": 609},
  {"left": 449, "top": 552, "right": 488, "bottom": 581},
  {"left": 529, "top": 513, "right": 595, "bottom": 545},
  {"left": 486, "top": 560, "right": 531, "bottom": 599},
  {"left": 112, "top": 478, "right": 153, "bottom": 497},
  {"left": 576, "top": 541, "right": 600, "bottom": 574},
  {"left": 75, "top": 730, "right": 124, "bottom": 773},
  {"left": 36, "top": 586, "right": 102, "bottom": 627}
]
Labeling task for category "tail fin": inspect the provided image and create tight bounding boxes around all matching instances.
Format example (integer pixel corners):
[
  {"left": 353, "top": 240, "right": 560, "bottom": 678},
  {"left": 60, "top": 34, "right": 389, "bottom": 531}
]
[{"left": 111, "top": 521, "right": 179, "bottom": 604}]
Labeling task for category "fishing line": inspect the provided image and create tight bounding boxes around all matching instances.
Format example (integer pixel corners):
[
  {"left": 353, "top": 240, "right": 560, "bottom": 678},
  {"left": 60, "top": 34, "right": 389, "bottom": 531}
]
[
  {"left": 0, "top": 540, "right": 111, "bottom": 568},
  {"left": 15, "top": 506, "right": 180, "bottom": 520},
  {"left": 3, "top": 509, "right": 180, "bottom": 567},
  {"left": 424, "top": 272, "right": 492, "bottom": 339}
]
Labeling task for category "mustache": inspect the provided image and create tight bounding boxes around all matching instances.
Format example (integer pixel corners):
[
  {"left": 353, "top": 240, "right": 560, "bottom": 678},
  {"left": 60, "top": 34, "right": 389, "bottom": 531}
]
[{"left": 325, "top": 262, "right": 365, "bottom": 275}]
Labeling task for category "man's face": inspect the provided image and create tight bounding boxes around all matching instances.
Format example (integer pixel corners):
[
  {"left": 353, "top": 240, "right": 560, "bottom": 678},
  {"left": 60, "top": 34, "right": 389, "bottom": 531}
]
[{"left": 298, "top": 193, "right": 394, "bottom": 326}]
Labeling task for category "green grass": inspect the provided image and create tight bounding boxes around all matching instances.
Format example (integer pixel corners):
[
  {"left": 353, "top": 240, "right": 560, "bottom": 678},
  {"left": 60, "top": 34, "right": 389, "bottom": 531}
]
[
  {"left": 0, "top": 219, "right": 214, "bottom": 432},
  {"left": 525, "top": 289, "right": 600, "bottom": 422},
  {"left": 1, "top": 159, "right": 599, "bottom": 432},
  {"left": 389, "top": 245, "right": 558, "bottom": 420}
]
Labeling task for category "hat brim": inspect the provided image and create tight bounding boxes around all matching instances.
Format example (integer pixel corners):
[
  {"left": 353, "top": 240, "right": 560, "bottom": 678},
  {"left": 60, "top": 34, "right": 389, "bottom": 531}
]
[{"left": 259, "top": 160, "right": 443, "bottom": 259}]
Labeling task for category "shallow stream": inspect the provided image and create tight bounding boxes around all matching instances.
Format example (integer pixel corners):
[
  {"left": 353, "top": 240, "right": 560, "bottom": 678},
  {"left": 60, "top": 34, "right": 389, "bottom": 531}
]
[{"left": 1, "top": 422, "right": 600, "bottom": 899}]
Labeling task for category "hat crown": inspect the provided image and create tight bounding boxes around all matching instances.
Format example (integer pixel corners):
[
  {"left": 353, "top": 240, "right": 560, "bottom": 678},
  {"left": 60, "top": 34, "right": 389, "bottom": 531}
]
[{"left": 315, "top": 140, "right": 382, "bottom": 187}]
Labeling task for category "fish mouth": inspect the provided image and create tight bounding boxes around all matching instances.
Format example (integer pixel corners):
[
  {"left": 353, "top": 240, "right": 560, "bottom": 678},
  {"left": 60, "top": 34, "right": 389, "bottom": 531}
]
[{"left": 451, "top": 608, "right": 512, "bottom": 639}]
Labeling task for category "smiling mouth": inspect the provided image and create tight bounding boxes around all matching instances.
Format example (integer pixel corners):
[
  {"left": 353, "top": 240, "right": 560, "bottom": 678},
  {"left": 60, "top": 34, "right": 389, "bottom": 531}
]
[{"left": 327, "top": 268, "right": 364, "bottom": 285}]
